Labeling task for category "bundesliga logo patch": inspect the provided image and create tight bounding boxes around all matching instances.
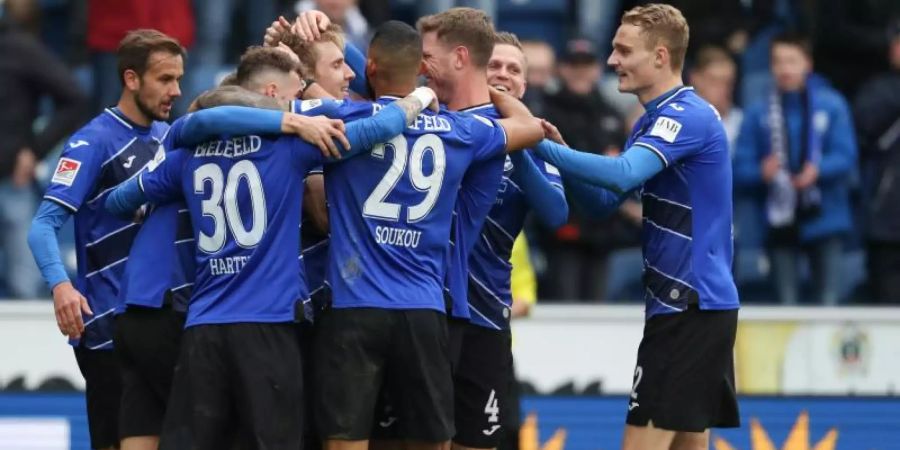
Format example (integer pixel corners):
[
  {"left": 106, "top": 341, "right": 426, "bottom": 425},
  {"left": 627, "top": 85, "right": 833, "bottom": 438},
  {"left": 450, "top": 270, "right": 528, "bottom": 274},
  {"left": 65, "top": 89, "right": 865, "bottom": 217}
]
[{"left": 51, "top": 157, "right": 81, "bottom": 186}]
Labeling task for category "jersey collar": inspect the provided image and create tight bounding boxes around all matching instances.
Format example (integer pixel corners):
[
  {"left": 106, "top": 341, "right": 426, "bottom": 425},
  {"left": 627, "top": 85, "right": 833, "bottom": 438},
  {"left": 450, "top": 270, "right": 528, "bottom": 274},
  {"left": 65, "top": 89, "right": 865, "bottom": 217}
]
[
  {"left": 105, "top": 107, "right": 152, "bottom": 134},
  {"left": 459, "top": 102, "right": 494, "bottom": 113},
  {"left": 644, "top": 86, "right": 693, "bottom": 111}
]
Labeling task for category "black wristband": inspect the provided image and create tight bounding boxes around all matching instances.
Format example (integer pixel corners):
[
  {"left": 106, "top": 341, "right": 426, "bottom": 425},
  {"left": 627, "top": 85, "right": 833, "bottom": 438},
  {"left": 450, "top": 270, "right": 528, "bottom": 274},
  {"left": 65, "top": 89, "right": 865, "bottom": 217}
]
[{"left": 301, "top": 79, "right": 317, "bottom": 97}]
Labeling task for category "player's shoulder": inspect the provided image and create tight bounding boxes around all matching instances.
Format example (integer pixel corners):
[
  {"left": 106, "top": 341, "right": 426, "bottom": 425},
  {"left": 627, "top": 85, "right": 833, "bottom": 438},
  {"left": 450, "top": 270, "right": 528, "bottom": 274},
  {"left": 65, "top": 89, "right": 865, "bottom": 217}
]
[
  {"left": 64, "top": 113, "right": 117, "bottom": 152},
  {"left": 661, "top": 89, "right": 719, "bottom": 123}
]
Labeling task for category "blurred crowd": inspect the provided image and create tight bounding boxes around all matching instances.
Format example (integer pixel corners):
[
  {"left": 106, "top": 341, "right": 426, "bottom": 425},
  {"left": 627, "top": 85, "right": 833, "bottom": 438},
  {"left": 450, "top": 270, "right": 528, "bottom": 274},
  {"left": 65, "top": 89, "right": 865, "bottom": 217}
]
[{"left": 1, "top": 0, "right": 899, "bottom": 305}]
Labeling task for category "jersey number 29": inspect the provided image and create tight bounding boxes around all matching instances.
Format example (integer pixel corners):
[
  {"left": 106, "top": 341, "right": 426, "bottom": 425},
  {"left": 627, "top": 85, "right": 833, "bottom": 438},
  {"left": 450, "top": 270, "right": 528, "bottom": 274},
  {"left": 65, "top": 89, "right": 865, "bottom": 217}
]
[
  {"left": 363, "top": 134, "right": 446, "bottom": 223},
  {"left": 194, "top": 161, "right": 267, "bottom": 253}
]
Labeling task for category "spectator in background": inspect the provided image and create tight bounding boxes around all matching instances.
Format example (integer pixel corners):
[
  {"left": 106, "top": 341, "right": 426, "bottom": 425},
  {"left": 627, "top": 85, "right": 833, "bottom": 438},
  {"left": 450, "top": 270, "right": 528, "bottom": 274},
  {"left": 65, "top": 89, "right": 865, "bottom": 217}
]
[
  {"left": 734, "top": 32, "right": 857, "bottom": 305},
  {"left": 813, "top": 0, "right": 900, "bottom": 99},
  {"left": 690, "top": 46, "right": 742, "bottom": 154},
  {"left": 295, "top": 0, "right": 370, "bottom": 51},
  {"left": 540, "top": 38, "right": 637, "bottom": 302},
  {"left": 853, "top": 19, "right": 900, "bottom": 303},
  {"left": 88, "top": 0, "right": 194, "bottom": 112},
  {"left": 520, "top": 39, "right": 556, "bottom": 117},
  {"left": 0, "top": 15, "right": 88, "bottom": 298}
]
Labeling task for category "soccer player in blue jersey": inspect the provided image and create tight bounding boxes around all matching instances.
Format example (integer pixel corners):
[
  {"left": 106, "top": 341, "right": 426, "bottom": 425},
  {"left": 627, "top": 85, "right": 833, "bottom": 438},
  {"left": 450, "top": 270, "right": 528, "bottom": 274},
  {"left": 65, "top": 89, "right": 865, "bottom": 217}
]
[
  {"left": 530, "top": 5, "right": 740, "bottom": 450},
  {"left": 25, "top": 30, "right": 186, "bottom": 450},
  {"left": 104, "top": 85, "right": 438, "bottom": 449},
  {"left": 297, "top": 20, "right": 543, "bottom": 450},
  {"left": 441, "top": 31, "right": 570, "bottom": 450}
]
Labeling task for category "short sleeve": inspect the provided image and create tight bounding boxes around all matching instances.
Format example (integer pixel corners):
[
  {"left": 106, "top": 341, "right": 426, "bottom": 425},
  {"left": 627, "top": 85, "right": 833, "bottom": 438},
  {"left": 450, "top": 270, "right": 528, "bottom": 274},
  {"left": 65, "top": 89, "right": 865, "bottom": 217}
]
[
  {"left": 293, "top": 98, "right": 375, "bottom": 121},
  {"left": 43, "top": 134, "right": 107, "bottom": 212},
  {"left": 632, "top": 107, "right": 711, "bottom": 167},
  {"left": 469, "top": 114, "right": 508, "bottom": 162},
  {"left": 139, "top": 150, "right": 187, "bottom": 204},
  {"left": 285, "top": 137, "right": 325, "bottom": 175},
  {"left": 527, "top": 150, "right": 563, "bottom": 189}
]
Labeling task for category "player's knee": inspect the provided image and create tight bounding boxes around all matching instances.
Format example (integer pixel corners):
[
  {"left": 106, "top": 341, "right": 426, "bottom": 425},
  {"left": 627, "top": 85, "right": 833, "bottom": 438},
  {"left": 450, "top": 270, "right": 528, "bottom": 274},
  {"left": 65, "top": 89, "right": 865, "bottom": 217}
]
[{"left": 670, "top": 431, "right": 709, "bottom": 450}]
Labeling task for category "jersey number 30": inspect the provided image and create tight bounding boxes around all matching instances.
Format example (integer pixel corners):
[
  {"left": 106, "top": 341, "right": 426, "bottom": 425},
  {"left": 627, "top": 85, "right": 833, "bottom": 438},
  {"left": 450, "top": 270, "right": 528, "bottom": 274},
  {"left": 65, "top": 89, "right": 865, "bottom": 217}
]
[
  {"left": 194, "top": 161, "right": 267, "bottom": 253},
  {"left": 363, "top": 134, "right": 446, "bottom": 223}
]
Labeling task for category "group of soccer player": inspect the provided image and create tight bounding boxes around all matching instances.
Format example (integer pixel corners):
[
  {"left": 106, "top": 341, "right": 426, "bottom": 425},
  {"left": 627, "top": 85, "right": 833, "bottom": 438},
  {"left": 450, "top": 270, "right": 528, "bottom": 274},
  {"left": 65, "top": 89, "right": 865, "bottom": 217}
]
[{"left": 28, "top": 3, "right": 740, "bottom": 450}]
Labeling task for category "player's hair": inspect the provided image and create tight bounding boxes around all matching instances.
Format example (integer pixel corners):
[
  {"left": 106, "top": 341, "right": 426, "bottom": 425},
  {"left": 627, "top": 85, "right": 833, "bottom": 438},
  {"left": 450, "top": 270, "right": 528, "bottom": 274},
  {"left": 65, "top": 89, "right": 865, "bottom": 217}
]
[
  {"left": 692, "top": 46, "right": 735, "bottom": 72},
  {"left": 416, "top": 7, "right": 496, "bottom": 68},
  {"left": 769, "top": 31, "right": 813, "bottom": 58},
  {"left": 218, "top": 72, "right": 239, "bottom": 87},
  {"left": 369, "top": 21, "right": 423, "bottom": 82},
  {"left": 235, "top": 46, "right": 299, "bottom": 88},
  {"left": 281, "top": 24, "right": 346, "bottom": 79},
  {"left": 494, "top": 31, "right": 523, "bottom": 51},
  {"left": 621, "top": 3, "right": 690, "bottom": 71},
  {"left": 117, "top": 29, "right": 186, "bottom": 86}
]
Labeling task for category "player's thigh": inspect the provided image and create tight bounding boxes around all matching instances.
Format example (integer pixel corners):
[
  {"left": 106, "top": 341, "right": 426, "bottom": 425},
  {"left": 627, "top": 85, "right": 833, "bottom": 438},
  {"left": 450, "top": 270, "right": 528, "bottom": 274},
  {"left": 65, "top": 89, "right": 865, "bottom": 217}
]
[
  {"left": 670, "top": 430, "right": 710, "bottom": 450},
  {"left": 228, "top": 323, "right": 304, "bottom": 447},
  {"left": 181, "top": 325, "right": 233, "bottom": 450},
  {"left": 73, "top": 347, "right": 121, "bottom": 450},
  {"left": 315, "top": 307, "right": 393, "bottom": 440},
  {"left": 621, "top": 423, "right": 675, "bottom": 450},
  {"left": 452, "top": 325, "right": 513, "bottom": 449},
  {"left": 387, "top": 309, "right": 454, "bottom": 443}
]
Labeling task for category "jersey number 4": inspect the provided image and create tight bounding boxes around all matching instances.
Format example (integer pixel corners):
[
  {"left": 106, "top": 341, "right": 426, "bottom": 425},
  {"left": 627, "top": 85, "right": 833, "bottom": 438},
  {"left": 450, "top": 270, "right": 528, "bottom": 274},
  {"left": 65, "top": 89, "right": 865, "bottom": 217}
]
[
  {"left": 363, "top": 134, "right": 446, "bottom": 223},
  {"left": 194, "top": 161, "right": 267, "bottom": 253}
]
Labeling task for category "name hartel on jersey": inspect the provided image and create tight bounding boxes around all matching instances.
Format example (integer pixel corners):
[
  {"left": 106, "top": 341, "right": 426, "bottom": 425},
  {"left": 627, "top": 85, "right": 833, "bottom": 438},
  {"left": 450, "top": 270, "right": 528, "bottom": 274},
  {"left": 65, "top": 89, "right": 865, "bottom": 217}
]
[
  {"left": 209, "top": 255, "right": 250, "bottom": 275},
  {"left": 375, "top": 226, "right": 422, "bottom": 248},
  {"left": 194, "top": 135, "right": 262, "bottom": 158}
]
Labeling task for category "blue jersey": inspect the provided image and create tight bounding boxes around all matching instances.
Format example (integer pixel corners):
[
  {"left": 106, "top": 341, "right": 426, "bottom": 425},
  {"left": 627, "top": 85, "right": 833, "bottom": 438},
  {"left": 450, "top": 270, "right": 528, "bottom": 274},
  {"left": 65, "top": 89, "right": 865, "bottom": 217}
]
[
  {"left": 465, "top": 106, "right": 564, "bottom": 330},
  {"left": 290, "top": 100, "right": 355, "bottom": 319},
  {"left": 119, "top": 118, "right": 197, "bottom": 313},
  {"left": 320, "top": 96, "right": 507, "bottom": 311},
  {"left": 139, "top": 135, "right": 326, "bottom": 327},
  {"left": 43, "top": 108, "right": 169, "bottom": 349},
  {"left": 444, "top": 104, "right": 507, "bottom": 323},
  {"left": 626, "top": 86, "right": 739, "bottom": 318}
]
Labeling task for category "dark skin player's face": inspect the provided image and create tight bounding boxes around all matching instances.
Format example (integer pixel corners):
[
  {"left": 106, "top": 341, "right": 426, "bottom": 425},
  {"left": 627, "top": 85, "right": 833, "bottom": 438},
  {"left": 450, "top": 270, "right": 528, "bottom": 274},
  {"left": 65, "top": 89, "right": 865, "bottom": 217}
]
[{"left": 131, "top": 51, "right": 184, "bottom": 121}]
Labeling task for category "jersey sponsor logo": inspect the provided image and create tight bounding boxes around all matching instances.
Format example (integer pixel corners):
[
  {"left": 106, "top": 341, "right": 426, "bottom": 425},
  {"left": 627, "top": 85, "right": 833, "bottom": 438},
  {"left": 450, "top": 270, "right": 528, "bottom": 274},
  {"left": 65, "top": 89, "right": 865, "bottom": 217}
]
[
  {"left": 649, "top": 116, "right": 682, "bottom": 143},
  {"left": 300, "top": 99, "right": 323, "bottom": 112},
  {"left": 69, "top": 139, "right": 89, "bottom": 148},
  {"left": 51, "top": 157, "right": 81, "bottom": 186}
]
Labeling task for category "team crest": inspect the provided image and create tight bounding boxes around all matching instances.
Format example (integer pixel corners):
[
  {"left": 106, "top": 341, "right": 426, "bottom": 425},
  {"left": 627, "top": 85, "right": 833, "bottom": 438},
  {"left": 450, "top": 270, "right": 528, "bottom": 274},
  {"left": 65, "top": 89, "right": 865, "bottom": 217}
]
[{"left": 51, "top": 158, "right": 81, "bottom": 186}]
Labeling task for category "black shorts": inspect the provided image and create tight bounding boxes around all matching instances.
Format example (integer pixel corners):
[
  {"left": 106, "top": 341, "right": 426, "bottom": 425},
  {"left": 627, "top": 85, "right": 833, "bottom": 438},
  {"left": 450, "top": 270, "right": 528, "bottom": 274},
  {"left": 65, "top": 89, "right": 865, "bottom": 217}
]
[
  {"left": 625, "top": 305, "right": 740, "bottom": 432},
  {"left": 314, "top": 308, "right": 453, "bottom": 442},
  {"left": 448, "top": 316, "right": 469, "bottom": 372},
  {"left": 161, "top": 323, "right": 305, "bottom": 450},
  {"left": 114, "top": 305, "right": 185, "bottom": 439},
  {"left": 73, "top": 346, "right": 121, "bottom": 449},
  {"left": 453, "top": 324, "right": 513, "bottom": 448}
]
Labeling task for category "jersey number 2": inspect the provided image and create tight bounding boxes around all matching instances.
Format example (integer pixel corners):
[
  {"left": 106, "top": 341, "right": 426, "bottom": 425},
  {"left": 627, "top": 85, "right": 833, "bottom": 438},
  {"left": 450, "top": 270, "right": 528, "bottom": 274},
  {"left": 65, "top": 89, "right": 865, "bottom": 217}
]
[
  {"left": 363, "top": 134, "right": 446, "bottom": 223},
  {"left": 194, "top": 161, "right": 267, "bottom": 253}
]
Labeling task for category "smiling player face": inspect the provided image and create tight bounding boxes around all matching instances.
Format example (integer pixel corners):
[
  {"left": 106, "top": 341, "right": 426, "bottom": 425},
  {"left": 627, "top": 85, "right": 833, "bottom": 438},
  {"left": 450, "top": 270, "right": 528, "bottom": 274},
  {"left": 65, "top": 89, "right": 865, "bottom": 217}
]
[
  {"left": 314, "top": 41, "right": 355, "bottom": 98},
  {"left": 133, "top": 51, "right": 184, "bottom": 121},
  {"left": 607, "top": 24, "right": 658, "bottom": 96},
  {"left": 487, "top": 44, "right": 527, "bottom": 99}
]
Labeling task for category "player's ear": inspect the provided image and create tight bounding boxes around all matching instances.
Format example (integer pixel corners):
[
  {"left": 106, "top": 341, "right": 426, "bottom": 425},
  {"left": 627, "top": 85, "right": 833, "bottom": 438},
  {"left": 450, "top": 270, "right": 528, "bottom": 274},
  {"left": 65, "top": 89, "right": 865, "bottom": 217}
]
[
  {"left": 123, "top": 69, "right": 141, "bottom": 91},
  {"left": 454, "top": 46, "right": 467, "bottom": 70},
  {"left": 366, "top": 59, "right": 377, "bottom": 80},
  {"left": 655, "top": 46, "right": 668, "bottom": 69},
  {"left": 265, "top": 83, "right": 278, "bottom": 99}
]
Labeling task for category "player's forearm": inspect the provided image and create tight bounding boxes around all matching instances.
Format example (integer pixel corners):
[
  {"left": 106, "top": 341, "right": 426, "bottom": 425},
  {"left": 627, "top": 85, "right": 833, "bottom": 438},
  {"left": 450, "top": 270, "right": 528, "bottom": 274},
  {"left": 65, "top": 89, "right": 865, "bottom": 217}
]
[
  {"left": 28, "top": 201, "right": 71, "bottom": 289},
  {"left": 533, "top": 140, "right": 662, "bottom": 193},
  {"left": 344, "top": 42, "right": 369, "bottom": 97},
  {"left": 509, "top": 152, "right": 568, "bottom": 228},
  {"left": 334, "top": 90, "right": 434, "bottom": 160},
  {"left": 104, "top": 177, "right": 147, "bottom": 219},
  {"left": 176, "top": 107, "right": 285, "bottom": 148},
  {"left": 564, "top": 178, "right": 629, "bottom": 219}
]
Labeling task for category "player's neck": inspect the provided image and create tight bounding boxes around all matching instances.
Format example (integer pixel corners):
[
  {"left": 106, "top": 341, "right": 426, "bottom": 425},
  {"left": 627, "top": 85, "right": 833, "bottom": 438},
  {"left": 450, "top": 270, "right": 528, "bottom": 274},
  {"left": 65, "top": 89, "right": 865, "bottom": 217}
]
[
  {"left": 373, "top": 79, "right": 416, "bottom": 100},
  {"left": 447, "top": 72, "right": 490, "bottom": 111},
  {"left": 637, "top": 75, "right": 684, "bottom": 106},
  {"left": 116, "top": 93, "right": 153, "bottom": 127}
]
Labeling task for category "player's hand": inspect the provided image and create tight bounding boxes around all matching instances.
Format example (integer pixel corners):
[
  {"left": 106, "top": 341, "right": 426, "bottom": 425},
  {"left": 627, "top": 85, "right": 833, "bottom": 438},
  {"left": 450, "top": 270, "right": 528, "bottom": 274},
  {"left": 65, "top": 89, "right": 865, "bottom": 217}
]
[
  {"left": 792, "top": 162, "right": 819, "bottom": 189},
  {"left": 282, "top": 113, "right": 349, "bottom": 159},
  {"left": 13, "top": 147, "right": 36, "bottom": 187},
  {"left": 264, "top": 16, "right": 292, "bottom": 46},
  {"left": 761, "top": 154, "right": 781, "bottom": 184},
  {"left": 540, "top": 119, "right": 568, "bottom": 146},
  {"left": 52, "top": 281, "right": 93, "bottom": 339},
  {"left": 292, "top": 10, "right": 331, "bottom": 41}
]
